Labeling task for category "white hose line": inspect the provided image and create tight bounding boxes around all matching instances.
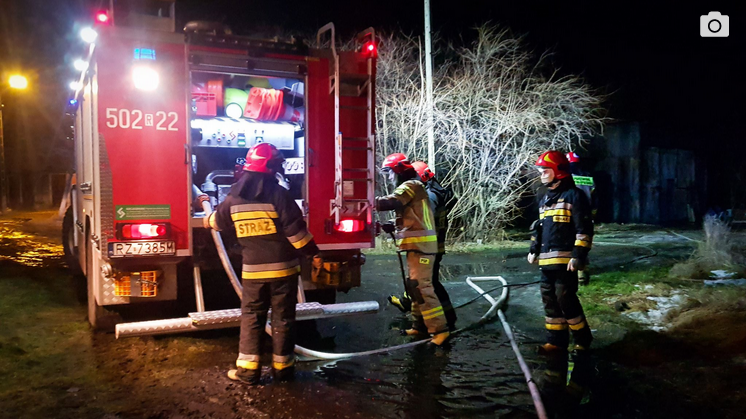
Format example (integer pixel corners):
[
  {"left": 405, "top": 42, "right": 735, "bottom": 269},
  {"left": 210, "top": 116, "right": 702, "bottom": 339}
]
[
  {"left": 202, "top": 201, "right": 243, "bottom": 297},
  {"left": 665, "top": 230, "right": 700, "bottom": 243},
  {"left": 204, "top": 200, "right": 536, "bottom": 417},
  {"left": 466, "top": 276, "right": 548, "bottom": 419}
]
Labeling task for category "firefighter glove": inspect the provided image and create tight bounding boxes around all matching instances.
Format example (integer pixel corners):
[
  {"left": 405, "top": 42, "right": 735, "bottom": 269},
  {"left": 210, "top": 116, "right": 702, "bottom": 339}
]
[
  {"left": 527, "top": 253, "right": 537, "bottom": 264},
  {"left": 312, "top": 255, "right": 323, "bottom": 269},
  {"left": 381, "top": 222, "right": 396, "bottom": 234},
  {"left": 567, "top": 258, "right": 583, "bottom": 272}
]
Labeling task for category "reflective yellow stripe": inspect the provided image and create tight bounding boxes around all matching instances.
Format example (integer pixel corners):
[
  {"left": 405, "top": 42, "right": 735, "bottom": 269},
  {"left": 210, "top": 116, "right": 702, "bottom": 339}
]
[
  {"left": 546, "top": 323, "right": 568, "bottom": 331},
  {"left": 290, "top": 232, "right": 314, "bottom": 249},
  {"left": 574, "top": 240, "right": 592, "bottom": 248},
  {"left": 396, "top": 235, "right": 438, "bottom": 245},
  {"left": 539, "top": 257, "right": 572, "bottom": 266},
  {"left": 231, "top": 211, "right": 279, "bottom": 221},
  {"left": 543, "top": 209, "right": 571, "bottom": 217},
  {"left": 242, "top": 266, "right": 300, "bottom": 280},
  {"left": 423, "top": 308, "right": 445, "bottom": 320},
  {"left": 272, "top": 360, "right": 295, "bottom": 370},
  {"left": 395, "top": 186, "right": 415, "bottom": 198},
  {"left": 569, "top": 321, "right": 587, "bottom": 330},
  {"left": 421, "top": 305, "right": 443, "bottom": 316},
  {"left": 422, "top": 201, "right": 434, "bottom": 230},
  {"left": 236, "top": 360, "right": 260, "bottom": 370}
]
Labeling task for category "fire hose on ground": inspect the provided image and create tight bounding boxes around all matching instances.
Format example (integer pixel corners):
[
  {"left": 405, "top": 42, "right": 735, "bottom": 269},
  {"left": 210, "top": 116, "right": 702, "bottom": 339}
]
[{"left": 203, "top": 202, "right": 546, "bottom": 417}]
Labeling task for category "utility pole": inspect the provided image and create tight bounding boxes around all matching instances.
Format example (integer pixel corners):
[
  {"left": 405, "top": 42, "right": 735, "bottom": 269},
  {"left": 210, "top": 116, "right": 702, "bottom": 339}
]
[
  {"left": 1, "top": 75, "right": 29, "bottom": 213},
  {"left": 424, "top": 0, "right": 435, "bottom": 170}
]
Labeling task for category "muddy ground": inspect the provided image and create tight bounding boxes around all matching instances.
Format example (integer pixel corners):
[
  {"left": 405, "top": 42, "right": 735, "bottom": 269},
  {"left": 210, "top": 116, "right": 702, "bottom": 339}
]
[{"left": 1, "top": 211, "right": 746, "bottom": 419}]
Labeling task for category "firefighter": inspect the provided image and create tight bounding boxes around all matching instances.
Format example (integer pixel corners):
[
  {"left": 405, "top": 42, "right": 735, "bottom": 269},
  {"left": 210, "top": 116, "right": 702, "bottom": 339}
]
[
  {"left": 204, "top": 143, "right": 320, "bottom": 384},
  {"left": 566, "top": 152, "right": 596, "bottom": 285},
  {"left": 411, "top": 161, "right": 457, "bottom": 330},
  {"left": 528, "top": 150, "right": 593, "bottom": 355},
  {"left": 376, "top": 153, "right": 450, "bottom": 345}
]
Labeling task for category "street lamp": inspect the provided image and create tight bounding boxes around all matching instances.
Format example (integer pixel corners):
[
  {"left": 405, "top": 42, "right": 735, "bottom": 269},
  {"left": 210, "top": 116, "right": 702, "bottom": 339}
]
[
  {"left": 0, "top": 74, "right": 29, "bottom": 213},
  {"left": 9, "top": 75, "right": 28, "bottom": 90}
]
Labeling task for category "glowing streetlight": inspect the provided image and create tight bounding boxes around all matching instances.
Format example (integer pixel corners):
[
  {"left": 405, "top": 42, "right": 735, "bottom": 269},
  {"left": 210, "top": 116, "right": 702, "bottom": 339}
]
[
  {"left": 2, "top": 74, "right": 30, "bottom": 212},
  {"left": 80, "top": 27, "right": 98, "bottom": 43},
  {"left": 8, "top": 75, "right": 28, "bottom": 90},
  {"left": 73, "top": 59, "right": 89, "bottom": 72}
]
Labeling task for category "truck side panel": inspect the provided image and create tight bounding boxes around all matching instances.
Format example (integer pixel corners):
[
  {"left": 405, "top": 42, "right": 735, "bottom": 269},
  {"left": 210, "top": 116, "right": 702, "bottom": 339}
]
[{"left": 96, "top": 28, "right": 190, "bottom": 253}]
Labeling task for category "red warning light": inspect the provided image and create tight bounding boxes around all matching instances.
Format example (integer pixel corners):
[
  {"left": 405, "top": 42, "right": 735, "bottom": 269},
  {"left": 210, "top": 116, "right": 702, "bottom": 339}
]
[
  {"left": 362, "top": 41, "right": 377, "bottom": 56},
  {"left": 96, "top": 12, "right": 110, "bottom": 24}
]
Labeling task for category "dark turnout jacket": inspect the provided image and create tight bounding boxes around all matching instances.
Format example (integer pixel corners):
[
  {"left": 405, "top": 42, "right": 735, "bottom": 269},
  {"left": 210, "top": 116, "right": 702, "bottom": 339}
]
[
  {"left": 530, "top": 180, "right": 594, "bottom": 270},
  {"left": 206, "top": 171, "right": 319, "bottom": 280},
  {"left": 425, "top": 179, "right": 455, "bottom": 254}
]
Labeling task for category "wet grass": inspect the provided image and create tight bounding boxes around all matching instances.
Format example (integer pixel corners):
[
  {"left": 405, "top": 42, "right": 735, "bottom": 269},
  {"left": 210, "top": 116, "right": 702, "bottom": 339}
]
[
  {"left": 0, "top": 265, "right": 120, "bottom": 417},
  {"left": 576, "top": 265, "right": 675, "bottom": 334},
  {"left": 364, "top": 236, "right": 528, "bottom": 255}
]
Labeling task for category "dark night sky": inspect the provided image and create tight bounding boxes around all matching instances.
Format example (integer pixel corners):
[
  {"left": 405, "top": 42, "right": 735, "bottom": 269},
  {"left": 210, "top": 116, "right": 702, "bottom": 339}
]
[{"left": 0, "top": 0, "right": 743, "bottom": 189}]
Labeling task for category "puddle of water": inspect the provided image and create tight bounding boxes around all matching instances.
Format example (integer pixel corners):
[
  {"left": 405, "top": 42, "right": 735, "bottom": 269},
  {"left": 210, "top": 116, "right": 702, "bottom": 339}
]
[
  {"left": 0, "top": 225, "right": 64, "bottom": 268},
  {"left": 292, "top": 256, "right": 541, "bottom": 418}
]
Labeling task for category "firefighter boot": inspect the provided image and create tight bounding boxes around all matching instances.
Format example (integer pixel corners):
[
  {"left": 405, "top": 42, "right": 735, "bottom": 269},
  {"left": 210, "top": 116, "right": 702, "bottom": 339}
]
[
  {"left": 272, "top": 359, "right": 296, "bottom": 382},
  {"left": 227, "top": 367, "right": 261, "bottom": 385},
  {"left": 402, "top": 318, "right": 427, "bottom": 337},
  {"left": 430, "top": 331, "right": 451, "bottom": 346},
  {"left": 388, "top": 293, "right": 412, "bottom": 313},
  {"left": 537, "top": 343, "right": 565, "bottom": 356}
]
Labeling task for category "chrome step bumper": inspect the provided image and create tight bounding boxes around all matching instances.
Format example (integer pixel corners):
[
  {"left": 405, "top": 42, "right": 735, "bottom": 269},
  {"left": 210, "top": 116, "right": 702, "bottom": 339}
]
[{"left": 115, "top": 301, "right": 379, "bottom": 338}]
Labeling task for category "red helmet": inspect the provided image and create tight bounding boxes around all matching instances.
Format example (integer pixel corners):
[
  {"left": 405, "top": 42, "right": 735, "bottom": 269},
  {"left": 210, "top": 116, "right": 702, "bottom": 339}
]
[
  {"left": 412, "top": 161, "right": 435, "bottom": 182},
  {"left": 566, "top": 152, "right": 580, "bottom": 164},
  {"left": 243, "top": 143, "right": 285, "bottom": 174},
  {"left": 381, "top": 153, "right": 414, "bottom": 174},
  {"left": 535, "top": 150, "right": 571, "bottom": 179}
]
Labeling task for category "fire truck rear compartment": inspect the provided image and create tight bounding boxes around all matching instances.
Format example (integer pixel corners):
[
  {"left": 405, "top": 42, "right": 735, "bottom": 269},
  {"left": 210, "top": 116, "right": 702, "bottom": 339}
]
[{"left": 189, "top": 71, "right": 306, "bottom": 214}]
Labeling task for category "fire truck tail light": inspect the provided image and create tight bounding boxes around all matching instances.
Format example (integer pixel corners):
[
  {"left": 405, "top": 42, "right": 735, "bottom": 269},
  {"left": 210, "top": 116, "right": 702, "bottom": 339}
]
[
  {"left": 118, "top": 223, "right": 171, "bottom": 240},
  {"left": 96, "top": 12, "right": 110, "bottom": 24},
  {"left": 335, "top": 219, "right": 365, "bottom": 233},
  {"left": 133, "top": 66, "right": 160, "bottom": 91}
]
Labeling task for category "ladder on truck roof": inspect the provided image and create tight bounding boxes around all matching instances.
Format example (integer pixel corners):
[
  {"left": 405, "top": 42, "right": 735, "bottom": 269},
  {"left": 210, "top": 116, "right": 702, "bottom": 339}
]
[{"left": 317, "top": 24, "right": 376, "bottom": 226}]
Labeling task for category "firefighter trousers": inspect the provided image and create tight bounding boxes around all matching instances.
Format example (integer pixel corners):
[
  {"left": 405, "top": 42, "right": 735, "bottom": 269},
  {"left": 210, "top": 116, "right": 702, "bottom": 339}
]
[
  {"left": 432, "top": 253, "right": 457, "bottom": 329},
  {"left": 238, "top": 275, "right": 298, "bottom": 370},
  {"left": 406, "top": 252, "right": 448, "bottom": 334},
  {"left": 540, "top": 269, "right": 593, "bottom": 349}
]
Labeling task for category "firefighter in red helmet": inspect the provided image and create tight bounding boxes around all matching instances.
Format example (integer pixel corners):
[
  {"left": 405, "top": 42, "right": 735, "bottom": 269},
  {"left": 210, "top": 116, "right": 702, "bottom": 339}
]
[
  {"left": 376, "top": 153, "right": 450, "bottom": 345},
  {"left": 411, "top": 161, "right": 457, "bottom": 330},
  {"left": 529, "top": 150, "right": 594, "bottom": 409},
  {"left": 204, "top": 143, "right": 321, "bottom": 384}
]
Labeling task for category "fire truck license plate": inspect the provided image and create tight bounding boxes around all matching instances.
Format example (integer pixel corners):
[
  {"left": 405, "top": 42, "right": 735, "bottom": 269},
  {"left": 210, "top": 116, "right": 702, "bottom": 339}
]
[{"left": 110, "top": 241, "right": 175, "bottom": 257}]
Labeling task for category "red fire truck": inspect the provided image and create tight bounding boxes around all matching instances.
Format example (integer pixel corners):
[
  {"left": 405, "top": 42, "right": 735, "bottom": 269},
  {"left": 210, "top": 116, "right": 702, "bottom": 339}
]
[{"left": 62, "top": 0, "right": 379, "bottom": 336}]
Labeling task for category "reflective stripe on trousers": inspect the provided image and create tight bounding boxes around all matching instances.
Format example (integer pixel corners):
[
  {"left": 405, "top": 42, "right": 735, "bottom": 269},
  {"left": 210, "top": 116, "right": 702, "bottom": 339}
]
[{"left": 407, "top": 252, "right": 448, "bottom": 334}]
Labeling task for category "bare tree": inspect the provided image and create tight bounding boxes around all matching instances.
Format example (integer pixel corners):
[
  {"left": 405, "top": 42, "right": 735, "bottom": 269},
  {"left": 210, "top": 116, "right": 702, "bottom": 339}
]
[{"left": 374, "top": 25, "right": 606, "bottom": 241}]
